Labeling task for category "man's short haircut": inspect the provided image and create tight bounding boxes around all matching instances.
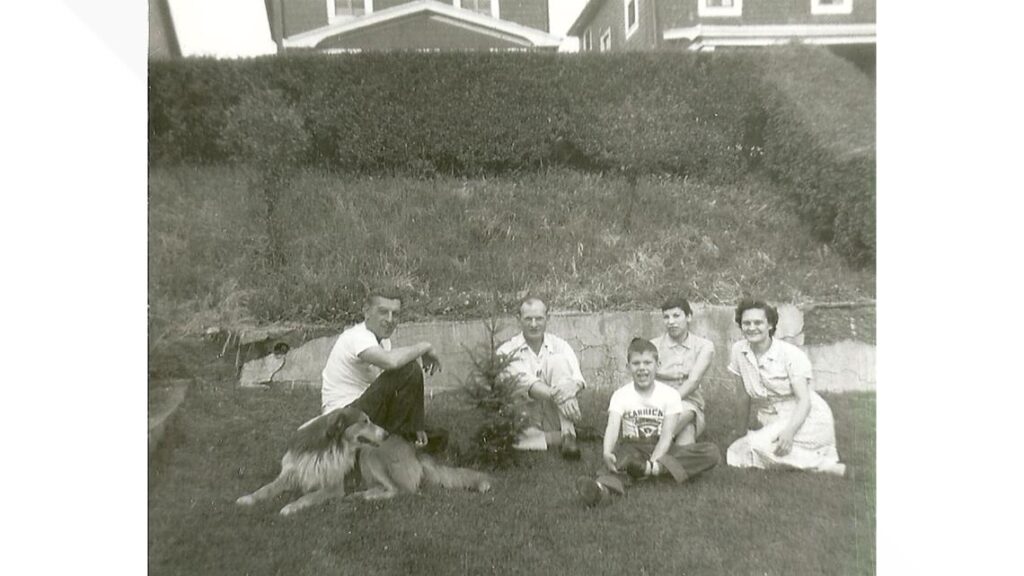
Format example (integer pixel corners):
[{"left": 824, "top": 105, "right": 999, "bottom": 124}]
[
  {"left": 364, "top": 287, "right": 403, "bottom": 309},
  {"left": 627, "top": 337, "right": 659, "bottom": 361},
  {"left": 734, "top": 299, "right": 779, "bottom": 337},
  {"left": 660, "top": 297, "right": 692, "bottom": 316},
  {"left": 517, "top": 296, "right": 548, "bottom": 317}
]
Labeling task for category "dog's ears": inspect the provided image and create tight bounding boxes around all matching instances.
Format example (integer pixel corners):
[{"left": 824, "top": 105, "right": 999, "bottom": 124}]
[
  {"left": 322, "top": 409, "right": 348, "bottom": 439},
  {"left": 323, "top": 407, "right": 363, "bottom": 439}
]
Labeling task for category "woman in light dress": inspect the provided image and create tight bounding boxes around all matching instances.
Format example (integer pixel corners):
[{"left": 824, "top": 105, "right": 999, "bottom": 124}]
[{"left": 725, "top": 299, "right": 846, "bottom": 476}]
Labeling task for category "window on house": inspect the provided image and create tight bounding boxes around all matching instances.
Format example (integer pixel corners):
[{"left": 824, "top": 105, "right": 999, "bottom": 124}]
[
  {"left": 583, "top": 28, "right": 593, "bottom": 52},
  {"left": 811, "top": 0, "right": 853, "bottom": 15},
  {"left": 698, "top": 0, "right": 742, "bottom": 17},
  {"left": 459, "top": 0, "right": 498, "bottom": 18},
  {"left": 625, "top": 0, "right": 639, "bottom": 38},
  {"left": 600, "top": 28, "right": 612, "bottom": 52},
  {"left": 334, "top": 0, "right": 366, "bottom": 17}
]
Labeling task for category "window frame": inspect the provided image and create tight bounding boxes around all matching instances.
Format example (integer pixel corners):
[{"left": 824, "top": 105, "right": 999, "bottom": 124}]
[
  {"left": 327, "top": 0, "right": 373, "bottom": 24},
  {"left": 810, "top": 0, "right": 853, "bottom": 16},
  {"left": 697, "top": 0, "right": 742, "bottom": 18},
  {"left": 599, "top": 27, "right": 612, "bottom": 52},
  {"left": 624, "top": 0, "right": 639, "bottom": 39},
  {"left": 455, "top": 0, "right": 500, "bottom": 19}
]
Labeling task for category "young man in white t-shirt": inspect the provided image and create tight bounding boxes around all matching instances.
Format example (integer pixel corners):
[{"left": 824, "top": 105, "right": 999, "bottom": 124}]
[
  {"left": 575, "top": 338, "right": 720, "bottom": 507},
  {"left": 321, "top": 290, "right": 444, "bottom": 450}
]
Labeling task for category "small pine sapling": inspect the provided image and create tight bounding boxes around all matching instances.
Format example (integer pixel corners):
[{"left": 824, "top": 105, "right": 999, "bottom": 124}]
[{"left": 460, "top": 318, "right": 528, "bottom": 469}]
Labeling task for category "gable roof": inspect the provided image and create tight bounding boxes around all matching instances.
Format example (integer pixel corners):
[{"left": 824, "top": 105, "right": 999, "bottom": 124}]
[
  {"left": 283, "top": 0, "right": 562, "bottom": 50},
  {"left": 566, "top": 0, "right": 608, "bottom": 38}
]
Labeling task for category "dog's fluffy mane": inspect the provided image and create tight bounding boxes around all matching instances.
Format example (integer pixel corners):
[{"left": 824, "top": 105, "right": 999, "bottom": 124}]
[{"left": 281, "top": 407, "right": 364, "bottom": 492}]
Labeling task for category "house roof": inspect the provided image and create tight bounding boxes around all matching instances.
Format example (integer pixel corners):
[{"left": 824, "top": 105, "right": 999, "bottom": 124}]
[
  {"left": 663, "top": 23, "right": 877, "bottom": 48},
  {"left": 566, "top": 0, "right": 608, "bottom": 38},
  {"left": 283, "top": 0, "right": 562, "bottom": 50}
]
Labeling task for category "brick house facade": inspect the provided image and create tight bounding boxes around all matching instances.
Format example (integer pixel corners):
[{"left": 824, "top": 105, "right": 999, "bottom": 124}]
[{"left": 569, "top": 0, "right": 875, "bottom": 52}]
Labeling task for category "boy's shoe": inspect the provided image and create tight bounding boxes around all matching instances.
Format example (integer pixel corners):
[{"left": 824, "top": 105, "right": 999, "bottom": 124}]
[
  {"left": 625, "top": 460, "right": 650, "bottom": 480},
  {"left": 560, "top": 433, "right": 581, "bottom": 460},
  {"left": 575, "top": 476, "right": 608, "bottom": 507}
]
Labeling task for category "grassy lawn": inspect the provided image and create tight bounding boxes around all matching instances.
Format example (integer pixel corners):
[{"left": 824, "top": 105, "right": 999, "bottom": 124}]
[{"left": 149, "top": 379, "right": 874, "bottom": 576}]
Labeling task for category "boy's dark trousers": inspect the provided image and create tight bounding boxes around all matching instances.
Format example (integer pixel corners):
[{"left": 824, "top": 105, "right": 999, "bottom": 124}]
[{"left": 596, "top": 440, "right": 721, "bottom": 494}]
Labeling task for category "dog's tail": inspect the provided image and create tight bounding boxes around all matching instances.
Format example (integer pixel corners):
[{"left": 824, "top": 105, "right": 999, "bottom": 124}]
[{"left": 419, "top": 455, "right": 492, "bottom": 493}]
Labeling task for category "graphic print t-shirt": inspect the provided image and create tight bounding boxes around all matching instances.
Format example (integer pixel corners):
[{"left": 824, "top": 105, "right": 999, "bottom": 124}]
[{"left": 607, "top": 381, "right": 684, "bottom": 440}]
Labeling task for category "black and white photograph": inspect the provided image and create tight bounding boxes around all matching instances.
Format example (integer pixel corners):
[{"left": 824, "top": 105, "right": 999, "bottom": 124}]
[
  {"left": 147, "top": 2, "right": 876, "bottom": 574},
  {"left": 9, "top": 1, "right": 1024, "bottom": 575}
]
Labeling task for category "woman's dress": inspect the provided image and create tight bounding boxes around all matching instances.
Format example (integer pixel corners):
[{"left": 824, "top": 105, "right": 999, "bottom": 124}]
[{"left": 725, "top": 338, "right": 843, "bottom": 472}]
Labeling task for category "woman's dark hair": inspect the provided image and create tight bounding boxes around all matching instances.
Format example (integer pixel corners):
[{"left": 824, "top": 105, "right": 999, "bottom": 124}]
[{"left": 734, "top": 299, "right": 779, "bottom": 337}]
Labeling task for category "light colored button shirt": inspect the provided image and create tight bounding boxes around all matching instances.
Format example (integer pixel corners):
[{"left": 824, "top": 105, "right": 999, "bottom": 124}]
[
  {"left": 496, "top": 332, "right": 585, "bottom": 390},
  {"left": 651, "top": 332, "right": 713, "bottom": 410},
  {"left": 727, "top": 338, "right": 813, "bottom": 401},
  {"left": 321, "top": 322, "right": 391, "bottom": 412}
]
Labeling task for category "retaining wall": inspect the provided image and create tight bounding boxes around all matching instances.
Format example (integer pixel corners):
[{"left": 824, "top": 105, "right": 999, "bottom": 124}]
[{"left": 240, "top": 305, "right": 875, "bottom": 394}]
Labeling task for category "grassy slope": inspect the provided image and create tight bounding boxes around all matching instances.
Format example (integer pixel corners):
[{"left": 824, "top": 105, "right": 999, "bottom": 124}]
[
  {"left": 149, "top": 381, "right": 874, "bottom": 576},
  {"left": 149, "top": 167, "right": 874, "bottom": 332}
]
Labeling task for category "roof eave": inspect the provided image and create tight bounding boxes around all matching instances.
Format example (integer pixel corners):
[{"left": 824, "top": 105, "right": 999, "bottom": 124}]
[{"left": 284, "top": 0, "right": 562, "bottom": 49}]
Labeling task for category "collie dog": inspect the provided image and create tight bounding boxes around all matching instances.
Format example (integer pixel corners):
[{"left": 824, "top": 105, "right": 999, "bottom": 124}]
[
  {"left": 235, "top": 406, "right": 388, "bottom": 516},
  {"left": 236, "top": 406, "right": 491, "bottom": 515}
]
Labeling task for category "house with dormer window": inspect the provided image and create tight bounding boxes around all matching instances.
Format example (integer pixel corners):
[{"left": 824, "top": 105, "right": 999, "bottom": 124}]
[
  {"left": 567, "top": 0, "right": 875, "bottom": 53},
  {"left": 267, "top": 0, "right": 561, "bottom": 52},
  {"left": 149, "top": 0, "right": 561, "bottom": 57}
]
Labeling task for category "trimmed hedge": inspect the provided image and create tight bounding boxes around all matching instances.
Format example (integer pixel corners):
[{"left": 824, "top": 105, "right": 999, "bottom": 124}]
[
  {"left": 758, "top": 47, "right": 876, "bottom": 265},
  {"left": 149, "top": 48, "right": 874, "bottom": 264},
  {"left": 149, "top": 52, "right": 758, "bottom": 177}
]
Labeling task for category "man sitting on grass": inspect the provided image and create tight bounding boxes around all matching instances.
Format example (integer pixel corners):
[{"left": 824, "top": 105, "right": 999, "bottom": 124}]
[
  {"left": 321, "top": 288, "right": 446, "bottom": 452},
  {"left": 497, "top": 296, "right": 586, "bottom": 460},
  {"left": 575, "top": 338, "right": 720, "bottom": 506},
  {"left": 651, "top": 297, "right": 715, "bottom": 445}
]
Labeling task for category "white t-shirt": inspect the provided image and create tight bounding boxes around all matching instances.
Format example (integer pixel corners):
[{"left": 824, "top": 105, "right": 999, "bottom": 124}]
[
  {"left": 321, "top": 322, "right": 391, "bottom": 412},
  {"left": 608, "top": 381, "right": 684, "bottom": 440}
]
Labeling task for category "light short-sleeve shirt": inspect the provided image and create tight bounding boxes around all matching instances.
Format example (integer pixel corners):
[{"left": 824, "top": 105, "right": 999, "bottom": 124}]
[
  {"left": 608, "top": 381, "right": 683, "bottom": 440},
  {"left": 727, "top": 338, "right": 813, "bottom": 400},
  {"left": 321, "top": 322, "right": 391, "bottom": 412},
  {"left": 651, "top": 332, "right": 714, "bottom": 410},
  {"left": 496, "top": 332, "right": 585, "bottom": 390}
]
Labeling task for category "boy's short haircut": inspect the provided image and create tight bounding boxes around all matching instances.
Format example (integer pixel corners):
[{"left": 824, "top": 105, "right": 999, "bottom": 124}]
[
  {"left": 660, "top": 297, "right": 692, "bottom": 316},
  {"left": 626, "top": 337, "right": 659, "bottom": 361}
]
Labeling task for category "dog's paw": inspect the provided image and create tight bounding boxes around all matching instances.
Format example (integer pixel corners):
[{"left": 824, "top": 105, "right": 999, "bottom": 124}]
[
  {"left": 477, "top": 480, "right": 491, "bottom": 493},
  {"left": 279, "top": 504, "right": 299, "bottom": 516},
  {"left": 236, "top": 495, "right": 255, "bottom": 506}
]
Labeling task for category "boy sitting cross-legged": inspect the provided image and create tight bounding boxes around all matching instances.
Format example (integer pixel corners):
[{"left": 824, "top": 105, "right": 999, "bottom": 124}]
[{"left": 575, "top": 338, "right": 721, "bottom": 507}]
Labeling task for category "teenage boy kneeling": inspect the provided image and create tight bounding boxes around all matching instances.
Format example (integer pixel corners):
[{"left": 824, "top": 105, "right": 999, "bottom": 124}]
[{"left": 575, "top": 338, "right": 721, "bottom": 507}]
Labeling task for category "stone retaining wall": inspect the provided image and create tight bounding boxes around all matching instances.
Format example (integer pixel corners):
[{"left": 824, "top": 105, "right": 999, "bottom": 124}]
[{"left": 240, "top": 305, "right": 875, "bottom": 394}]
